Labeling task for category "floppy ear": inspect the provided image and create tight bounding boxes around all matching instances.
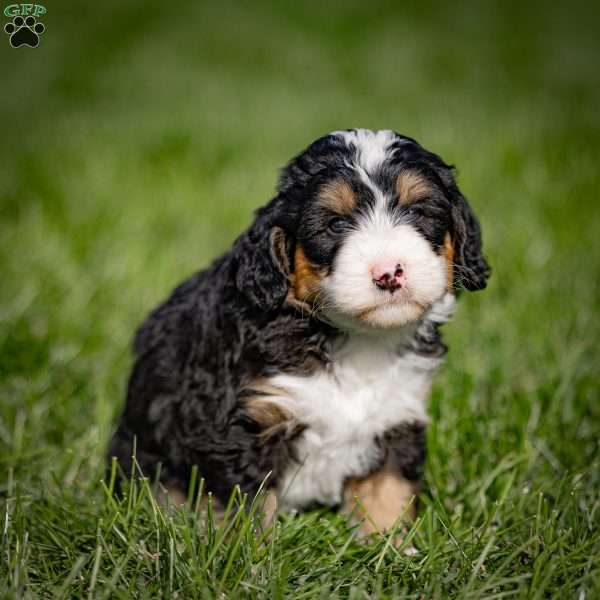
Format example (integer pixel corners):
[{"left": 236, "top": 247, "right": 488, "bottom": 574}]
[
  {"left": 451, "top": 194, "right": 491, "bottom": 291},
  {"left": 234, "top": 198, "right": 294, "bottom": 311},
  {"left": 419, "top": 149, "right": 490, "bottom": 292}
]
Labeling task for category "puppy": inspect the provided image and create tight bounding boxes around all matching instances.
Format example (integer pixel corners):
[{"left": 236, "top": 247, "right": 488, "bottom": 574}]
[{"left": 109, "top": 129, "right": 490, "bottom": 537}]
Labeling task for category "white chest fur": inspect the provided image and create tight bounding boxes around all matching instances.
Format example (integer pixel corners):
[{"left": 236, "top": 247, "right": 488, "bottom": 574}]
[{"left": 266, "top": 328, "right": 444, "bottom": 510}]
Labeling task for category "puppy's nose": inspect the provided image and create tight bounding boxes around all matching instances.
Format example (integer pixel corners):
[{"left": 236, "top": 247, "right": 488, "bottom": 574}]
[{"left": 371, "top": 263, "right": 404, "bottom": 292}]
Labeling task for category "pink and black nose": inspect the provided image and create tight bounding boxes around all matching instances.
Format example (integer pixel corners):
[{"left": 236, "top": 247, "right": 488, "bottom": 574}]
[{"left": 371, "top": 263, "right": 404, "bottom": 293}]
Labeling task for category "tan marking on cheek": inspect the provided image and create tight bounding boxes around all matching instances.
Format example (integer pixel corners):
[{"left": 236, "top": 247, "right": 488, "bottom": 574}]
[
  {"left": 292, "top": 244, "right": 325, "bottom": 303},
  {"left": 343, "top": 464, "right": 418, "bottom": 541},
  {"left": 396, "top": 170, "right": 431, "bottom": 204},
  {"left": 318, "top": 179, "right": 356, "bottom": 214},
  {"left": 443, "top": 232, "right": 455, "bottom": 291}
]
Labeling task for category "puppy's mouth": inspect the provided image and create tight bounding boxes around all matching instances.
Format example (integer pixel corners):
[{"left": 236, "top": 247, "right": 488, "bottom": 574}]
[
  {"left": 355, "top": 295, "right": 428, "bottom": 328},
  {"left": 316, "top": 285, "right": 431, "bottom": 330}
]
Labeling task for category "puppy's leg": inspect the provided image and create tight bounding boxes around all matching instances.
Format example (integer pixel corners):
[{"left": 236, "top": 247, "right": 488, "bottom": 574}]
[
  {"left": 343, "top": 463, "right": 418, "bottom": 547},
  {"left": 343, "top": 421, "right": 426, "bottom": 548}
]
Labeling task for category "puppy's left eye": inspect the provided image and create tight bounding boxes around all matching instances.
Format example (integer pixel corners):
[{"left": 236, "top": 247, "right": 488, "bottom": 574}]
[
  {"left": 328, "top": 217, "right": 352, "bottom": 234},
  {"left": 408, "top": 204, "right": 439, "bottom": 221}
]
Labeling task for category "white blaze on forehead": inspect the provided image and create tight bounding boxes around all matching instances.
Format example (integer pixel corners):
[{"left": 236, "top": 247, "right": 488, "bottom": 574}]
[
  {"left": 333, "top": 129, "right": 399, "bottom": 211},
  {"left": 333, "top": 129, "right": 397, "bottom": 174}
]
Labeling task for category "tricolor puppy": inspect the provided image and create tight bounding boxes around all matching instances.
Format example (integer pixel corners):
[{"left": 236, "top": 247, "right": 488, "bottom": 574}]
[{"left": 109, "top": 129, "right": 490, "bottom": 537}]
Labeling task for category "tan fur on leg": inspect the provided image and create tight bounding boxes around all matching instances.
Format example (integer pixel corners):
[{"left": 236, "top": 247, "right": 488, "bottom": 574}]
[{"left": 343, "top": 464, "right": 418, "bottom": 547}]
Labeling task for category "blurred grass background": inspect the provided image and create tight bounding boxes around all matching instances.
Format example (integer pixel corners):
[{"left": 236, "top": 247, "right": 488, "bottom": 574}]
[{"left": 1, "top": 0, "right": 599, "bottom": 597}]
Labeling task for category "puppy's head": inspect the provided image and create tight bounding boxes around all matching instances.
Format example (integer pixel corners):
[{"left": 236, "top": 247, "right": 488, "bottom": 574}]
[{"left": 235, "top": 129, "right": 490, "bottom": 330}]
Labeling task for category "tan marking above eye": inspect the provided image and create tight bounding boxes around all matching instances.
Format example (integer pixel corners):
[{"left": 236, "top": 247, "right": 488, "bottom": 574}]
[
  {"left": 317, "top": 179, "right": 356, "bottom": 215},
  {"left": 396, "top": 170, "right": 431, "bottom": 205}
]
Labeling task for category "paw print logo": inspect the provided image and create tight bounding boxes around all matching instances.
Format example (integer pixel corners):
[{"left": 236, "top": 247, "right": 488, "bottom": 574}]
[{"left": 4, "top": 15, "right": 45, "bottom": 48}]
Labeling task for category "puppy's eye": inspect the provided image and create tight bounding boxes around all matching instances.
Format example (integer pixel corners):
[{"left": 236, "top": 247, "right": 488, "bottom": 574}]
[
  {"left": 328, "top": 217, "right": 352, "bottom": 234},
  {"left": 408, "top": 204, "right": 436, "bottom": 219}
]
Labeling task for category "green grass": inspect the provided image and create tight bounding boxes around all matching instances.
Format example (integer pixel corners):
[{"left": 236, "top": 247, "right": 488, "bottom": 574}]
[{"left": 1, "top": 0, "right": 600, "bottom": 597}]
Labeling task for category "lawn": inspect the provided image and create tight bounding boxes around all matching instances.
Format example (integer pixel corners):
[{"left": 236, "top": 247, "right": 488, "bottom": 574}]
[{"left": 1, "top": 0, "right": 599, "bottom": 597}]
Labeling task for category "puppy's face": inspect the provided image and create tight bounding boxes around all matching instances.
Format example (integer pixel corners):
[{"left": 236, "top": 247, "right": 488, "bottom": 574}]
[{"left": 236, "top": 129, "right": 490, "bottom": 330}]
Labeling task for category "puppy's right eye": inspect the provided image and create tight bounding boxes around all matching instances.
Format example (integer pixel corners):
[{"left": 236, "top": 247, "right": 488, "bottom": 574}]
[
  {"left": 328, "top": 217, "right": 351, "bottom": 234},
  {"left": 407, "top": 204, "right": 437, "bottom": 221}
]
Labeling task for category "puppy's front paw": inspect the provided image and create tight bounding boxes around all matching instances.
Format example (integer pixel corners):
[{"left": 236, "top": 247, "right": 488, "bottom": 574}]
[{"left": 343, "top": 463, "right": 419, "bottom": 552}]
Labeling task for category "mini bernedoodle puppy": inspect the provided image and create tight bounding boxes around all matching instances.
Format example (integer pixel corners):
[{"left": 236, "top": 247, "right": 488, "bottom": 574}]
[{"left": 109, "top": 128, "right": 490, "bottom": 538}]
